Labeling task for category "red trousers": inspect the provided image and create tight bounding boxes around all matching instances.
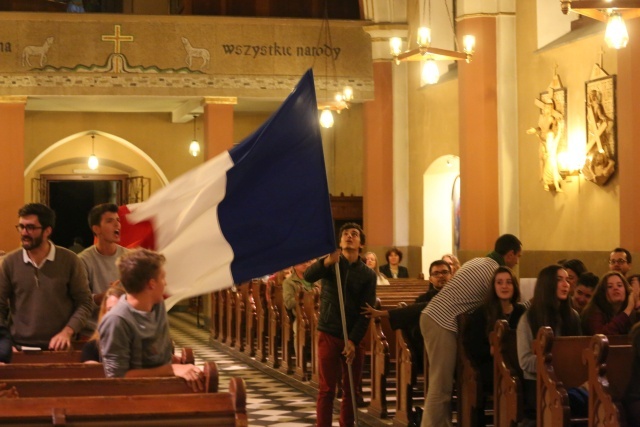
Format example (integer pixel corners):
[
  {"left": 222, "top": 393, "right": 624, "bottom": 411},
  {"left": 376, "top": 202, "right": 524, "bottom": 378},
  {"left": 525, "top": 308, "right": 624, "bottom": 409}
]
[{"left": 316, "top": 331, "right": 365, "bottom": 427}]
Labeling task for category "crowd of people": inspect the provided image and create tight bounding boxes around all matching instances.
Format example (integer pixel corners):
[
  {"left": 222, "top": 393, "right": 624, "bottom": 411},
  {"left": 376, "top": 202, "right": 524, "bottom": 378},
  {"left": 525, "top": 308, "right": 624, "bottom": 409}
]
[
  {"left": 1, "top": 205, "right": 640, "bottom": 426},
  {"left": 0, "top": 202, "right": 205, "bottom": 392}
]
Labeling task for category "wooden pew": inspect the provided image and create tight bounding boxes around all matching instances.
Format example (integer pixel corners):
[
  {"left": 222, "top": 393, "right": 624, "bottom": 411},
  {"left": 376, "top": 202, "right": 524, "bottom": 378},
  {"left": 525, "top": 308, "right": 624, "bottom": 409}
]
[
  {"left": 294, "top": 285, "right": 320, "bottom": 381},
  {"left": 533, "top": 327, "right": 628, "bottom": 427},
  {"left": 243, "top": 279, "right": 259, "bottom": 357},
  {"left": 226, "top": 286, "right": 238, "bottom": 348},
  {"left": 254, "top": 278, "right": 269, "bottom": 363},
  {"left": 11, "top": 350, "right": 84, "bottom": 364},
  {"left": 10, "top": 347, "right": 194, "bottom": 365},
  {"left": 457, "top": 313, "right": 484, "bottom": 427},
  {"left": 280, "top": 284, "right": 295, "bottom": 375},
  {"left": 0, "top": 363, "right": 105, "bottom": 379},
  {"left": 0, "top": 377, "right": 247, "bottom": 426},
  {"left": 233, "top": 282, "right": 249, "bottom": 353},
  {"left": 582, "top": 334, "right": 633, "bottom": 427},
  {"left": 368, "top": 299, "right": 394, "bottom": 418},
  {"left": 266, "top": 278, "right": 283, "bottom": 369},
  {"left": 368, "top": 284, "right": 429, "bottom": 420},
  {"left": 490, "top": 319, "right": 523, "bottom": 427},
  {"left": 216, "top": 288, "right": 228, "bottom": 343},
  {"left": 0, "top": 360, "right": 219, "bottom": 397},
  {"left": 393, "top": 302, "right": 426, "bottom": 427},
  {"left": 211, "top": 290, "right": 220, "bottom": 340}
]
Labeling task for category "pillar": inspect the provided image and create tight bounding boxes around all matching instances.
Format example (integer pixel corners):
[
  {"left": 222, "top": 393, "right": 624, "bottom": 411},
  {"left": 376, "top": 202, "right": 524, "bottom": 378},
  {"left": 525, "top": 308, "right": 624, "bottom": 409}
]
[
  {"left": 457, "top": 16, "right": 500, "bottom": 251},
  {"left": 0, "top": 97, "right": 26, "bottom": 251},
  {"left": 617, "top": 18, "right": 640, "bottom": 251},
  {"left": 202, "top": 97, "right": 237, "bottom": 159},
  {"left": 363, "top": 61, "right": 394, "bottom": 246}
]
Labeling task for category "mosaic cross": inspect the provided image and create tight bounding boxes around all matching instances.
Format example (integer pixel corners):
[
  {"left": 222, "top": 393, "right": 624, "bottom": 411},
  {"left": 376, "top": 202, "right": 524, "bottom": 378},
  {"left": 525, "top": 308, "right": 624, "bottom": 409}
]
[{"left": 101, "top": 25, "right": 133, "bottom": 54}]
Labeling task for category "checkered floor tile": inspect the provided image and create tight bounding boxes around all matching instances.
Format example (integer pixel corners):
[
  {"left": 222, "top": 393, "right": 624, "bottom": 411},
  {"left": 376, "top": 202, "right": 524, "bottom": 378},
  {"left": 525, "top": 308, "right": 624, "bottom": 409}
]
[{"left": 169, "top": 312, "right": 342, "bottom": 426}]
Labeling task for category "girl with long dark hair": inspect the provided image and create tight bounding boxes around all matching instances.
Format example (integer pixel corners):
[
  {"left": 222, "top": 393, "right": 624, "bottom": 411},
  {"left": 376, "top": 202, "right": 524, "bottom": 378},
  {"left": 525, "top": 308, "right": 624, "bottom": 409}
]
[
  {"left": 581, "top": 271, "right": 638, "bottom": 336},
  {"left": 464, "top": 266, "right": 526, "bottom": 426},
  {"left": 517, "top": 265, "right": 581, "bottom": 423}
]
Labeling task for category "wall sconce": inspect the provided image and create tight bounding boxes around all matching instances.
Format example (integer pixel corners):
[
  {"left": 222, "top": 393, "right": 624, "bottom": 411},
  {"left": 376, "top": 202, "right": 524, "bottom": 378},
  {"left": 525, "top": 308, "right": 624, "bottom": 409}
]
[
  {"left": 87, "top": 134, "right": 99, "bottom": 170},
  {"left": 189, "top": 115, "right": 201, "bottom": 157},
  {"left": 389, "top": 0, "right": 475, "bottom": 85},
  {"left": 559, "top": 0, "right": 639, "bottom": 49}
]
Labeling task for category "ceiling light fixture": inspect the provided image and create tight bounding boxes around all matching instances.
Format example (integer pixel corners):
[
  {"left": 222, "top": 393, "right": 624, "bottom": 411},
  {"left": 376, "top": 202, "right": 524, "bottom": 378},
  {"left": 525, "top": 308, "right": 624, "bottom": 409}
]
[
  {"left": 559, "top": 0, "right": 640, "bottom": 49},
  {"left": 189, "top": 115, "right": 201, "bottom": 157},
  {"left": 390, "top": 0, "right": 475, "bottom": 85},
  {"left": 87, "top": 134, "right": 99, "bottom": 170},
  {"left": 314, "top": 2, "right": 354, "bottom": 128}
]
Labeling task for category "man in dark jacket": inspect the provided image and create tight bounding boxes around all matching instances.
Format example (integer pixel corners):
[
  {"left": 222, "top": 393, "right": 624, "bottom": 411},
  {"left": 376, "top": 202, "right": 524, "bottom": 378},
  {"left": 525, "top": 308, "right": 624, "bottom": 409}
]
[{"left": 305, "top": 222, "right": 376, "bottom": 427}]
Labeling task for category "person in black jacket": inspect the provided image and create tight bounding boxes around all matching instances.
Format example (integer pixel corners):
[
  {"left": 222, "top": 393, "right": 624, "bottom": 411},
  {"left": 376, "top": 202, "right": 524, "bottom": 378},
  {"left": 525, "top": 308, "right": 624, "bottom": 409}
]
[
  {"left": 305, "top": 223, "right": 376, "bottom": 427},
  {"left": 361, "top": 259, "right": 452, "bottom": 372}
]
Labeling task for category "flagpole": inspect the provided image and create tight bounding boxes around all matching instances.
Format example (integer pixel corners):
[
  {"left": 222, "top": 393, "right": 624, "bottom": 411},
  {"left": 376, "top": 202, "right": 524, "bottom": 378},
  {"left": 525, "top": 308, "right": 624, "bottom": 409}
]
[{"left": 334, "top": 262, "right": 360, "bottom": 426}]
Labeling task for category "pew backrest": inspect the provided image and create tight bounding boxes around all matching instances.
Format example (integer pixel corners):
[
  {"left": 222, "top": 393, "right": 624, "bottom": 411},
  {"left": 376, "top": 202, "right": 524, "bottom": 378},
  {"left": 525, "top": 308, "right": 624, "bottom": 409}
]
[
  {"left": 11, "top": 346, "right": 194, "bottom": 365},
  {"left": 0, "top": 377, "right": 247, "bottom": 427},
  {"left": 1, "top": 360, "right": 219, "bottom": 397}
]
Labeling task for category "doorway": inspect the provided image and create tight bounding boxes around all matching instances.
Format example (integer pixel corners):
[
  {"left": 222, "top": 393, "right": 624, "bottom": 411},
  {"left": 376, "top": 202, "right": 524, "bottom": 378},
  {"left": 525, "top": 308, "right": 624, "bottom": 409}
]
[{"left": 43, "top": 175, "right": 126, "bottom": 249}]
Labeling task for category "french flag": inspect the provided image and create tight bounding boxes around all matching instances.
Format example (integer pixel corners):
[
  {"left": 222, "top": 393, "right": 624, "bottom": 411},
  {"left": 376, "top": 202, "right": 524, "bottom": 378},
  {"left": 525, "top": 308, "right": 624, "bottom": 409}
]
[{"left": 120, "top": 70, "right": 336, "bottom": 308}]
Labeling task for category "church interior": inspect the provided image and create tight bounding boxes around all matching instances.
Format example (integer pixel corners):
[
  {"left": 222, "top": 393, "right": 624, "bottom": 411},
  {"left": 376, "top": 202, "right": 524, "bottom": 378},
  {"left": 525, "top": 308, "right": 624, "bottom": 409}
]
[{"left": 0, "top": 0, "right": 639, "bottom": 425}]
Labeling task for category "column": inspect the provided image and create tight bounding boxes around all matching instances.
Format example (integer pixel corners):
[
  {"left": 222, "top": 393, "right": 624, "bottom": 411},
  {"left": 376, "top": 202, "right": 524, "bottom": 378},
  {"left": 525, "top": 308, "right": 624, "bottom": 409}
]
[
  {"left": 363, "top": 61, "right": 394, "bottom": 246},
  {"left": 457, "top": 14, "right": 504, "bottom": 251},
  {"left": 0, "top": 97, "right": 26, "bottom": 251},
  {"left": 617, "top": 18, "right": 640, "bottom": 251},
  {"left": 202, "top": 97, "right": 237, "bottom": 159},
  {"left": 362, "top": 25, "right": 409, "bottom": 248}
]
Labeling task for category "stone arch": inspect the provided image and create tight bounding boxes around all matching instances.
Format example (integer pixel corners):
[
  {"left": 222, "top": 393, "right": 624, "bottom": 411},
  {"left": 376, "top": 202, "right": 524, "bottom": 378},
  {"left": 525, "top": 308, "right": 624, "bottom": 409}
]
[{"left": 24, "top": 130, "right": 168, "bottom": 201}]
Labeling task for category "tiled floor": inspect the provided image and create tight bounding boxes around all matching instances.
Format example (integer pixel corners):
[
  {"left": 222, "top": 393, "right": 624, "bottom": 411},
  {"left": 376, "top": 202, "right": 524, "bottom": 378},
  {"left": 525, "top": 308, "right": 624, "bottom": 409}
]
[{"left": 169, "top": 312, "right": 342, "bottom": 426}]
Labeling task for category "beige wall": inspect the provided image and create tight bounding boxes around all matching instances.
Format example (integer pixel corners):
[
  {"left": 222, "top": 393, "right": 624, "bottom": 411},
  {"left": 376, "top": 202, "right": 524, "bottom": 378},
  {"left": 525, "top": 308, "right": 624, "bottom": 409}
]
[
  {"left": 516, "top": 1, "right": 619, "bottom": 253},
  {"left": 408, "top": 76, "right": 459, "bottom": 249},
  {"left": 402, "top": 0, "right": 460, "bottom": 275},
  {"left": 22, "top": 106, "right": 363, "bottom": 200},
  {"left": 400, "top": 1, "right": 622, "bottom": 276}
]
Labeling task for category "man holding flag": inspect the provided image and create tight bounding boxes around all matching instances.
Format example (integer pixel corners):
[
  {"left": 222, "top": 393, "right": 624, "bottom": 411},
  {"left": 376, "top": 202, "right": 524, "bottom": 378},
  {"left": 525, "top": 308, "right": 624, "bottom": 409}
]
[{"left": 305, "top": 223, "right": 376, "bottom": 427}]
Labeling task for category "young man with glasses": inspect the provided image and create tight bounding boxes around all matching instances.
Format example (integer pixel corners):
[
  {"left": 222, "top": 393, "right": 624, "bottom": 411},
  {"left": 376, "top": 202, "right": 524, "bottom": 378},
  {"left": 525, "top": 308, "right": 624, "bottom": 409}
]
[
  {"left": 0, "top": 203, "right": 94, "bottom": 350},
  {"left": 609, "top": 248, "right": 632, "bottom": 277},
  {"left": 361, "top": 260, "right": 452, "bottom": 323},
  {"left": 360, "top": 260, "right": 452, "bottom": 379}
]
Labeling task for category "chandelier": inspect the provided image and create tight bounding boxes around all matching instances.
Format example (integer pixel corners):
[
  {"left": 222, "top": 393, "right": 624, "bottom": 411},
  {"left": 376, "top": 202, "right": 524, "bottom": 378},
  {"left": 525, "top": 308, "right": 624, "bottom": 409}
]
[
  {"left": 390, "top": 0, "right": 475, "bottom": 85},
  {"left": 315, "top": 4, "right": 353, "bottom": 128},
  {"left": 559, "top": 0, "right": 640, "bottom": 49}
]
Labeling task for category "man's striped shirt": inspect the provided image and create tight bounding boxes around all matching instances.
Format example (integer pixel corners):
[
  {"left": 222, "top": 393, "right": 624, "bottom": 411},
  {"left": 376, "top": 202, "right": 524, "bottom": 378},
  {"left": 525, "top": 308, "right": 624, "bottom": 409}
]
[{"left": 423, "top": 256, "right": 500, "bottom": 333}]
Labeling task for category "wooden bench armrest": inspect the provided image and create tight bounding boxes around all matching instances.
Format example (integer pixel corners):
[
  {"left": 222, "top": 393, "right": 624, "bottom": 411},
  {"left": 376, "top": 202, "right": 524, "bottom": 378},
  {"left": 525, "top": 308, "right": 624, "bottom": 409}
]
[
  {"left": 491, "top": 319, "right": 522, "bottom": 427},
  {"left": 534, "top": 326, "right": 571, "bottom": 427},
  {"left": 583, "top": 334, "right": 632, "bottom": 426}
]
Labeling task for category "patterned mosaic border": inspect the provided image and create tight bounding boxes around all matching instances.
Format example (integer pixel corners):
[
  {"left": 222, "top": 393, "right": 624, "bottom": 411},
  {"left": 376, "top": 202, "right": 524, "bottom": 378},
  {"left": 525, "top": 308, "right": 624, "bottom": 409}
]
[{"left": 0, "top": 73, "right": 374, "bottom": 93}]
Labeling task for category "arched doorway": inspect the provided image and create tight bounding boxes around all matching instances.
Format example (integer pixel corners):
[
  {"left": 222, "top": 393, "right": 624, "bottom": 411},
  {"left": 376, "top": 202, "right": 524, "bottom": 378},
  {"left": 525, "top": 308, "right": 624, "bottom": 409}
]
[
  {"left": 422, "top": 155, "right": 460, "bottom": 271},
  {"left": 24, "top": 131, "right": 168, "bottom": 248}
]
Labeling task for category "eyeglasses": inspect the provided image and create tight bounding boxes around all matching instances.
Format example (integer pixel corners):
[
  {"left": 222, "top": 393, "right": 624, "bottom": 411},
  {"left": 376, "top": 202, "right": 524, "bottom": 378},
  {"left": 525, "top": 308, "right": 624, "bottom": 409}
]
[
  {"left": 609, "top": 258, "right": 628, "bottom": 265},
  {"left": 430, "top": 270, "right": 450, "bottom": 277},
  {"left": 15, "top": 224, "right": 43, "bottom": 233}
]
